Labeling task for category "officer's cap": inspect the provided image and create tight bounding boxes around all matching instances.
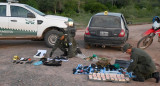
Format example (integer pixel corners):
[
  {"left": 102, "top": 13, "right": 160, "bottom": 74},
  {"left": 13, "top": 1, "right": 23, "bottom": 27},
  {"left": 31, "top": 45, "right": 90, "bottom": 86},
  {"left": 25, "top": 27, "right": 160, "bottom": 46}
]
[{"left": 122, "top": 43, "right": 132, "bottom": 52}]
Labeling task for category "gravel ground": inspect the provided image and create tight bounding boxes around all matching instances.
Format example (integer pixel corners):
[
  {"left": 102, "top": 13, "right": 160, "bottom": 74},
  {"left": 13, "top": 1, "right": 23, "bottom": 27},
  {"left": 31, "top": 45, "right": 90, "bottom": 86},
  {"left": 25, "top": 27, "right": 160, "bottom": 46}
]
[{"left": 0, "top": 24, "right": 160, "bottom": 86}]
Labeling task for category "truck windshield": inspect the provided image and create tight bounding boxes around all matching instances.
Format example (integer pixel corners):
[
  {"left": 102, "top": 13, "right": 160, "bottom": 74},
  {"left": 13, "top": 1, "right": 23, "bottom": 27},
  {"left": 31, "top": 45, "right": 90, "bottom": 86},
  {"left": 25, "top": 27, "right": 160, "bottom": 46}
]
[{"left": 25, "top": 5, "right": 45, "bottom": 16}]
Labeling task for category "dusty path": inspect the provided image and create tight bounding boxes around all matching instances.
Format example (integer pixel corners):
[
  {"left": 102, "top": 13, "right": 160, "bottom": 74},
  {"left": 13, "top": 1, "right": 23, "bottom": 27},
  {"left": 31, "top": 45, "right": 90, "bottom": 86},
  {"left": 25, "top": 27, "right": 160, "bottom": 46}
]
[{"left": 0, "top": 24, "right": 159, "bottom": 86}]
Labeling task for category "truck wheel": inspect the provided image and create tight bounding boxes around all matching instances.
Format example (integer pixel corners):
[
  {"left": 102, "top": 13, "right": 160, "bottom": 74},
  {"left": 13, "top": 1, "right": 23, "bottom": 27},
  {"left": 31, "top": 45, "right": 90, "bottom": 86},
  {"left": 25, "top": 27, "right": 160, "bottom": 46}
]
[{"left": 44, "top": 30, "right": 61, "bottom": 48}]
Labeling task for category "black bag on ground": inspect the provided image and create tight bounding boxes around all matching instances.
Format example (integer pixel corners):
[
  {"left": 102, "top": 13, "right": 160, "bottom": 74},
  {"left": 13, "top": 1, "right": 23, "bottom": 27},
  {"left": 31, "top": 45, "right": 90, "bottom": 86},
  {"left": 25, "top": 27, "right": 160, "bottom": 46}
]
[
  {"left": 40, "top": 58, "right": 62, "bottom": 66},
  {"left": 114, "top": 59, "right": 130, "bottom": 68},
  {"left": 43, "top": 60, "right": 62, "bottom": 66}
]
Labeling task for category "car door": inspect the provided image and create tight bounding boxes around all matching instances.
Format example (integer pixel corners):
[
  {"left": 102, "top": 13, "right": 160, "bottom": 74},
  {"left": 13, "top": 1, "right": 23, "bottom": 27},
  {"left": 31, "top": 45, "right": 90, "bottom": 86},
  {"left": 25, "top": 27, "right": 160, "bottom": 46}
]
[
  {"left": 8, "top": 5, "right": 37, "bottom": 38},
  {"left": 0, "top": 4, "right": 9, "bottom": 37},
  {"left": 121, "top": 15, "right": 129, "bottom": 40}
]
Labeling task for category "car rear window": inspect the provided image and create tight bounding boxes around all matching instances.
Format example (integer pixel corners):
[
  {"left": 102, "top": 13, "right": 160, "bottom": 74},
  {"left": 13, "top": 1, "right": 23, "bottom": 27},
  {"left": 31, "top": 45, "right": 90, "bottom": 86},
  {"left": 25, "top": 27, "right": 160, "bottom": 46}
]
[{"left": 90, "top": 15, "right": 121, "bottom": 28}]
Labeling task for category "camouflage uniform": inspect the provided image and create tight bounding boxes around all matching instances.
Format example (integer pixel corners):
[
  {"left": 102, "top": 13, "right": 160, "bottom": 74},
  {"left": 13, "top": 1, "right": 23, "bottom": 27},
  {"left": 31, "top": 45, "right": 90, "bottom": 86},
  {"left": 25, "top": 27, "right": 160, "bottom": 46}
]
[
  {"left": 50, "top": 29, "right": 77, "bottom": 58},
  {"left": 127, "top": 48, "right": 156, "bottom": 80},
  {"left": 122, "top": 43, "right": 159, "bottom": 83}
]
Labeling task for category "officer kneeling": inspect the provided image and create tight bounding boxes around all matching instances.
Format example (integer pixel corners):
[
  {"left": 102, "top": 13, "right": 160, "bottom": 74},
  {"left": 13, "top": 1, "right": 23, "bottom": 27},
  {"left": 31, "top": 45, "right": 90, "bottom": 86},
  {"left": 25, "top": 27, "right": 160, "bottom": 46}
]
[
  {"left": 122, "top": 43, "right": 159, "bottom": 83},
  {"left": 49, "top": 29, "right": 81, "bottom": 59}
]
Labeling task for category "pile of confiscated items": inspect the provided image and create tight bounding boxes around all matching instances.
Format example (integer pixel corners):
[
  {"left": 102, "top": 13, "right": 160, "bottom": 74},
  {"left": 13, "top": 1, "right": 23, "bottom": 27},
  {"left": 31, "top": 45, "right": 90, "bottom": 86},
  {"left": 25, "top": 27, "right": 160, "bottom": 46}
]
[
  {"left": 88, "top": 73, "right": 130, "bottom": 83},
  {"left": 73, "top": 59, "right": 133, "bottom": 83},
  {"left": 96, "top": 57, "right": 111, "bottom": 67},
  {"left": 12, "top": 49, "right": 134, "bottom": 83},
  {"left": 84, "top": 54, "right": 98, "bottom": 61},
  {"left": 12, "top": 55, "right": 35, "bottom": 64},
  {"left": 39, "top": 56, "right": 68, "bottom": 66},
  {"left": 12, "top": 49, "right": 69, "bottom": 66},
  {"left": 73, "top": 56, "right": 112, "bottom": 74},
  {"left": 73, "top": 63, "right": 130, "bottom": 75}
]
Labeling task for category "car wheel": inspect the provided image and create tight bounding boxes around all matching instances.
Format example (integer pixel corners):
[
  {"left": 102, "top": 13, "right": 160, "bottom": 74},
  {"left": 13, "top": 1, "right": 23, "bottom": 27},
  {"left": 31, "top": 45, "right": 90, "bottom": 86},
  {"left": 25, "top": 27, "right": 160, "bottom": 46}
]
[
  {"left": 84, "top": 42, "right": 91, "bottom": 49},
  {"left": 44, "top": 30, "right": 61, "bottom": 48}
]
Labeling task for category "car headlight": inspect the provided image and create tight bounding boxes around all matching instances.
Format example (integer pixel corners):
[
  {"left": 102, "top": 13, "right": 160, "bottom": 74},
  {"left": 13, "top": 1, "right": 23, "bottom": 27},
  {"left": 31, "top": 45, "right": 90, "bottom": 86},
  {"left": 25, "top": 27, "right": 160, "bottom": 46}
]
[{"left": 65, "top": 18, "right": 74, "bottom": 27}]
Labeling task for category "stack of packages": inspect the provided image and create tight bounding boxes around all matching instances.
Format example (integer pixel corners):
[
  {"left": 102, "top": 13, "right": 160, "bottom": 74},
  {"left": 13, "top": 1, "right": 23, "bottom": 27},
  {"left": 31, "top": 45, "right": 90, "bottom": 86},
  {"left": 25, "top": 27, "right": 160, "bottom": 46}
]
[{"left": 88, "top": 73, "right": 130, "bottom": 83}]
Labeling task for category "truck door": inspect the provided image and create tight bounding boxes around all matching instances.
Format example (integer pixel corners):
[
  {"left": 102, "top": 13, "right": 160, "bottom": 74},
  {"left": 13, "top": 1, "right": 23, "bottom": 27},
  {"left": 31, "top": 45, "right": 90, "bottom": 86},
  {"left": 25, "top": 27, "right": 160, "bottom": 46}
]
[
  {"left": 0, "top": 5, "right": 9, "bottom": 37},
  {"left": 8, "top": 5, "right": 37, "bottom": 38}
]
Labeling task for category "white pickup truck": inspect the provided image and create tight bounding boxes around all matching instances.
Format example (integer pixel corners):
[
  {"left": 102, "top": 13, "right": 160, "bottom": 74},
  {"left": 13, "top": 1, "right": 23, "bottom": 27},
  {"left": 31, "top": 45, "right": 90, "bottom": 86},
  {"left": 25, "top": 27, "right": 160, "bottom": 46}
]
[{"left": 0, "top": 0, "right": 76, "bottom": 47}]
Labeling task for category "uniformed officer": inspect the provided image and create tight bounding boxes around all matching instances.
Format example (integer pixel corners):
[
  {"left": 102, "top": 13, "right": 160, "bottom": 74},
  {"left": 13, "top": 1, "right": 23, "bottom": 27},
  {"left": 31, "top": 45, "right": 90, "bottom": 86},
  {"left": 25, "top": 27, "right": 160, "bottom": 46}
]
[
  {"left": 122, "top": 43, "right": 159, "bottom": 83},
  {"left": 49, "top": 30, "right": 78, "bottom": 58}
]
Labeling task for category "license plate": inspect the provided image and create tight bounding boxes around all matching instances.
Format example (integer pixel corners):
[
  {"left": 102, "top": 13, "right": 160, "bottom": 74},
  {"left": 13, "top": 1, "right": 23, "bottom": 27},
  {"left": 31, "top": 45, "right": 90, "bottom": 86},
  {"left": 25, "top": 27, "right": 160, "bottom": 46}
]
[{"left": 100, "top": 31, "right": 108, "bottom": 36}]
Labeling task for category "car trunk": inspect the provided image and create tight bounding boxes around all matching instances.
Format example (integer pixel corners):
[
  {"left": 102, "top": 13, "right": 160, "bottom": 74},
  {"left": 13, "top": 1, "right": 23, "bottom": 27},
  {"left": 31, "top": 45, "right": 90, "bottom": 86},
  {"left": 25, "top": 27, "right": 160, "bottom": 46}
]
[
  {"left": 89, "top": 15, "right": 121, "bottom": 37},
  {"left": 89, "top": 27, "right": 121, "bottom": 37}
]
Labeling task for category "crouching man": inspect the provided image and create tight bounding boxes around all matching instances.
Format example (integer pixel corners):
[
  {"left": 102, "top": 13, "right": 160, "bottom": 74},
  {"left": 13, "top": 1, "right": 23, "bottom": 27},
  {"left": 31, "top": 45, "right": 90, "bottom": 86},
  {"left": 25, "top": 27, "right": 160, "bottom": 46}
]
[
  {"left": 49, "top": 30, "right": 81, "bottom": 58},
  {"left": 122, "top": 43, "right": 159, "bottom": 83}
]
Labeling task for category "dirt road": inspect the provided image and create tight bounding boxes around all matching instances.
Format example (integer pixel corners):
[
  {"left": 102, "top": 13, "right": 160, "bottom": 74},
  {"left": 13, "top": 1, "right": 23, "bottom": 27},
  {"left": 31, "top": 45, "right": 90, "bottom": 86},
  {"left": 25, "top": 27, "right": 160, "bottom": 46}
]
[{"left": 0, "top": 24, "right": 159, "bottom": 86}]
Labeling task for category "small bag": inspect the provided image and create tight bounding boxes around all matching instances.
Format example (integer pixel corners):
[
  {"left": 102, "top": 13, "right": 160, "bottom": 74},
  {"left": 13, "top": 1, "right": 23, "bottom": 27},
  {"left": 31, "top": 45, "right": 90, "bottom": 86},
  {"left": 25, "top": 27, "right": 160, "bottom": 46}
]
[{"left": 43, "top": 60, "right": 62, "bottom": 66}]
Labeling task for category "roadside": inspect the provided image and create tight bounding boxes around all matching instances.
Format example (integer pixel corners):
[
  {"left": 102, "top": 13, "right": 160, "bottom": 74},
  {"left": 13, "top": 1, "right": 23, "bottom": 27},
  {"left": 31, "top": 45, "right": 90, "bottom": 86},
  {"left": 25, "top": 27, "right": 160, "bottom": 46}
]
[{"left": 0, "top": 24, "right": 159, "bottom": 86}]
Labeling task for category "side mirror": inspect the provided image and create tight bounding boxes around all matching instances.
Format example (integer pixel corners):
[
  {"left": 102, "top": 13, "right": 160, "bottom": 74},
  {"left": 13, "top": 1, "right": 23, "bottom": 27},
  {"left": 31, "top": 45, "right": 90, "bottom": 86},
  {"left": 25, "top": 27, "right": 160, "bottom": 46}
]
[{"left": 27, "top": 13, "right": 35, "bottom": 18}]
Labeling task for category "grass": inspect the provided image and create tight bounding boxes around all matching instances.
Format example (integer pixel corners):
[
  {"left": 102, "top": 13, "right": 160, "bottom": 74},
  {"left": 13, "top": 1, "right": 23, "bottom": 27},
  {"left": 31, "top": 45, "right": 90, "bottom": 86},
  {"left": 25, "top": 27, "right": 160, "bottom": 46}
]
[
  {"left": 71, "top": 13, "right": 93, "bottom": 29},
  {"left": 127, "top": 17, "right": 153, "bottom": 25}
]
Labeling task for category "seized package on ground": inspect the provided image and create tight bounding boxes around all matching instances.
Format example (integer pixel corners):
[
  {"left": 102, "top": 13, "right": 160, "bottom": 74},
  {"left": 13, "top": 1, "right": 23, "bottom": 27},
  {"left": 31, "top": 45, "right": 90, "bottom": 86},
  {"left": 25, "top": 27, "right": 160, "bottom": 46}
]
[
  {"left": 72, "top": 64, "right": 112, "bottom": 74},
  {"left": 96, "top": 57, "right": 111, "bottom": 67},
  {"left": 73, "top": 64, "right": 90, "bottom": 74},
  {"left": 43, "top": 60, "right": 62, "bottom": 66},
  {"left": 84, "top": 54, "right": 98, "bottom": 61},
  {"left": 33, "top": 50, "right": 47, "bottom": 58},
  {"left": 72, "top": 64, "right": 132, "bottom": 75},
  {"left": 114, "top": 59, "right": 130, "bottom": 68},
  {"left": 84, "top": 54, "right": 112, "bottom": 66},
  {"left": 12, "top": 56, "right": 35, "bottom": 64},
  {"left": 88, "top": 73, "right": 130, "bottom": 83},
  {"left": 73, "top": 63, "right": 135, "bottom": 83},
  {"left": 40, "top": 57, "right": 62, "bottom": 66}
]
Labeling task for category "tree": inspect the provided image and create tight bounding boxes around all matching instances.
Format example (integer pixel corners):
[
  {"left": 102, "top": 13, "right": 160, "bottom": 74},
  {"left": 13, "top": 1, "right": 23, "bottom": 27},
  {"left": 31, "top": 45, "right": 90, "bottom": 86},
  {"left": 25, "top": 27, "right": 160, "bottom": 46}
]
[
  {"left": 63, "top": 0, "right": 78, "bottom": 16},
  {"left": 115, "top": 0, "right": 130, "bottom": 8},
  {"left": 84, "top": 2, "right": 107, "bottom": 13},
  {"left": 0, "top": 0, "right": 6, "bottom": 2},
  {"left": 26, "top": 0, "right": 38, "bottom": 9}
]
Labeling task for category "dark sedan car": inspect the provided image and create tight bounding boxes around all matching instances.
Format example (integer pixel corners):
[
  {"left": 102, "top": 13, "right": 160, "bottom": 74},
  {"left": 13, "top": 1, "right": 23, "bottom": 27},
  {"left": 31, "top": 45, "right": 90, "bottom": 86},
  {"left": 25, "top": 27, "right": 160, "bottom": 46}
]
[{"left": 84, "top": 11, "right": 129, "bottom": 48}]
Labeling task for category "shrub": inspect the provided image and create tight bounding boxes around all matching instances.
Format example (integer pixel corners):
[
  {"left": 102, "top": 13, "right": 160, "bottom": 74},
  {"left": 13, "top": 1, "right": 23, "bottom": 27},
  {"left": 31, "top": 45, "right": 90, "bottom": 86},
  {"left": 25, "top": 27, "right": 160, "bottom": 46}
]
[{"left": 84, "top": 2, "right": 107, "bottom": 13}]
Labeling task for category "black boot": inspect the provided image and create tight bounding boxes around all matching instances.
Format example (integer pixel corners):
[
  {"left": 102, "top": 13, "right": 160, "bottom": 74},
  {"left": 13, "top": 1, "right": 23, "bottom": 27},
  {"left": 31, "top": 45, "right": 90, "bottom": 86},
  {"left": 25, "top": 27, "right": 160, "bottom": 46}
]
[
  {"left": 76, "top": 47, "right": 82, "bottom": 54},
  {"left": 152, "top": 72, "right": 160, "bottom": 83},
  {"left": 61, "top": 51, "right": 68, "bottom": 56},
  {"left": 50, "top": 52, "right": 53, "bottom": 57}
]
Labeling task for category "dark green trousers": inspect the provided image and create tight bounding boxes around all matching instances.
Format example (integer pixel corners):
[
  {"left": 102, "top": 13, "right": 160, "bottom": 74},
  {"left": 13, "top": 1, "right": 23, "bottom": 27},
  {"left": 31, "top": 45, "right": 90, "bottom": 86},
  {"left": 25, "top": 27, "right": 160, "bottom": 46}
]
[{"left": 133, "top": 67, "right": 153, "bottom": 80}]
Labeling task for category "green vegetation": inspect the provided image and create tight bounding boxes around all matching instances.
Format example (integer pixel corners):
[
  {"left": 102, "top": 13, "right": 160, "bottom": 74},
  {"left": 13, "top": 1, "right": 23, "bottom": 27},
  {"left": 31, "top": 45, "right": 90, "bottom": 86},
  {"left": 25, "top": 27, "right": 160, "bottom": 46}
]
[
  {"left": 1, "top": 0, "right": 160, "bottom": 28},
  {"left": 71, "top": 13, "right": 93, "bottom": 29},
  {"left": 127, "top": 17, "right": 152, "bottom": 25}
]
